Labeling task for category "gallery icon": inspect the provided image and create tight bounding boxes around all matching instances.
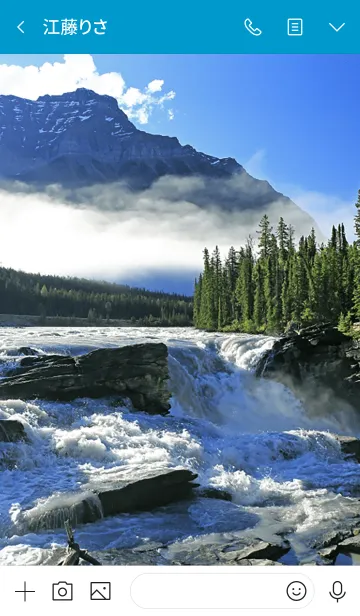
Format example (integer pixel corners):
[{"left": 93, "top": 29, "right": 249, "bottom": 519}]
[
  {"left": 287, "top": 18, "right": 303, "bottom": 36},
  {"left": 90, "top": 582, "right": 111, "bottom": 601}
]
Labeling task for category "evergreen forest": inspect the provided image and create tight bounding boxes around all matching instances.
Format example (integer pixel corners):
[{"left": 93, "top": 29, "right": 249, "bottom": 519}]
[
  {"left": 193, "top": 191, "right": 360, "bottom": 335},
  {"left": 0, "top": 268, "right": 192, "bottom": 326}
]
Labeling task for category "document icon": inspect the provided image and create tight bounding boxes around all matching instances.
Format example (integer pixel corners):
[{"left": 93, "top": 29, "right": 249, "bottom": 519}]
[
  {"left": 287, "top": 18, "right": 303, "bottom": 36},
  {"left": 90, "top": 582, "right": 111, "bottom": 601}
]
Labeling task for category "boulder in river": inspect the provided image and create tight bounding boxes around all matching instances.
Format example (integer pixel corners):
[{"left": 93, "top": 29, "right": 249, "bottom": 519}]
[
  {"left": 17, "top": 347, "right": 40, "bottom": 357},
  {"left": 197, "top": 488, "right": 232, "bottom": 501},
  {"left": 318, "top": 545, "right": 339, "bottom": 563},
  {"left": 22, "top": 469, "right": 199, "bottom": 532},
  {"left": 338, "top": 534, "right": 360, "bottom": 554},
  {"left": 0, "top": 343, "right": 171, "bottom": 415},
  {"left": 336, "top": 435, "right": 360, "bottom": 462},
  {"left": 0, "top": 419, "right": 28, "bottom": 443},
  {"left": 97, "top": 469, "right": 199, "bottom": 516}
]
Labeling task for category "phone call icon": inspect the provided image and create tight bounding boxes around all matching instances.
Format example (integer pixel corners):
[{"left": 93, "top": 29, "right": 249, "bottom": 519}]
[{"left": 244, "top": 18, "right": 262, "bottom": 36}]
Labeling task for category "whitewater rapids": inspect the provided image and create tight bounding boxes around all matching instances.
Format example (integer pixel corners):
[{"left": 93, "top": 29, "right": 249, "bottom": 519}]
[{"left": 0, "top": 326, "right": 359, "bottom": 566}]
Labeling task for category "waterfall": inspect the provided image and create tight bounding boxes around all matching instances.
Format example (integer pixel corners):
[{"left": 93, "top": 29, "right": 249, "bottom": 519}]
[{"left": 0, "top": 326, "right": 359, "bottom": 566}]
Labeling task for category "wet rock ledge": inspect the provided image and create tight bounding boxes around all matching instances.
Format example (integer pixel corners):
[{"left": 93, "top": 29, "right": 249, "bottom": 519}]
[
  {"left": 0, "top": 343, "right": 171, "bottom": 415},
  {"left": 256, "top": 322, "right": 360, "bottom": 410},
  {"left": 21, "top": 469, "right": 199, "bottom": 532},
  {"left": 0, "top": 419, "right": 28, "bottom": 443}
]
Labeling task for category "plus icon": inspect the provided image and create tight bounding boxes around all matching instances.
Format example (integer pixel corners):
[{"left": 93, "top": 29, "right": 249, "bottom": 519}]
[{"left": 15, "top": 581, "right": 36, "bottom": 602}]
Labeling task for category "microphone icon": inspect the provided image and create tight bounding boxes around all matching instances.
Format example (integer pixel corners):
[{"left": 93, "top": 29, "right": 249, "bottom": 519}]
[{"left": 330, "top": 581, "right": 346, "bottom": 602}]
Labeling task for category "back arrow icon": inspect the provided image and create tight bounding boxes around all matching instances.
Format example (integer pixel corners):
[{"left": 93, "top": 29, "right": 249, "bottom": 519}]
[
  {"left": 329, "top": 22, "right": 345, "bottom": 32},
  {"left": 17, "top": 21, "right": 25, "bottom": 34}
]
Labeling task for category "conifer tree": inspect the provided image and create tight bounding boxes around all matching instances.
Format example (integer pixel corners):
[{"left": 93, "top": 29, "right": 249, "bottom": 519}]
[
  {"left": 194, "top": 205, "right": 360, "bottom": 334},
  {"left": 193, "top": 274, "right": 202, "bottom": 326},
  {"left": 199, "top": 248, "right": 216, "bottom": 329},
  {"left": 257, "top": 215, "right": 273, "bottom": 259},
  {"left": 353, "top": 191, "right": 360, "bottom": 318},
  {"left": 355, "top": 190, "right": 360, "bottom": 241},
  {"left": 235, "top": 238, "right": 254, "bottom": 328}
]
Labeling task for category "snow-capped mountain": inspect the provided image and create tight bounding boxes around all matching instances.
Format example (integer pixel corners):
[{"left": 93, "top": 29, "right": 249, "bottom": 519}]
[
  {"left": 0, "top": 88, "right": 316, "bottom": 230},
  {"left": 0, "top": 88, "right": 241, "bottom": 185}
]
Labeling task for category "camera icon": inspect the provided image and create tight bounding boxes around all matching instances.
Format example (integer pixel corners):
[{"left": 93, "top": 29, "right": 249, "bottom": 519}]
[{"left": 52, "top": 581, "right": 73, "bottom": 601}]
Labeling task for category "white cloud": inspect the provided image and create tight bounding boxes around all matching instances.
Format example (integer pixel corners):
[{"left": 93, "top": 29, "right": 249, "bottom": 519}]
[
  {"left": 121, "top": 86, "right": 147, "bottom": 107},
  {"left": 147, "top": 79, "right": 164, "bottom": 93},
  {"left": 168, "top": 109, "right": 175, "bottom": 121},
  {"left": 0, "top": 179, "right": 306, "bottom": 284},
  {"left": 0, "top": 54, "right": 175, "bottom": 125}
]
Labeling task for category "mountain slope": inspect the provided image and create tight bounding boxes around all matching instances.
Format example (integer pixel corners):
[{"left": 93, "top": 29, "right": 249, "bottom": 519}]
[
  {"left": 0, "top": 88, "right": 241, "bottom": 185},
  {"left": 0, "top": 87, "right": 317, "bottom": 231}
]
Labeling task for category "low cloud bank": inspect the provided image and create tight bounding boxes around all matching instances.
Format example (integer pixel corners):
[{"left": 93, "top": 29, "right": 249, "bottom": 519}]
[{"left": 0, "top": 176, "right": 318, "bottom": 292}]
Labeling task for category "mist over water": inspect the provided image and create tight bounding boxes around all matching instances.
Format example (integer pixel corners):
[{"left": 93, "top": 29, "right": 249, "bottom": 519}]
[{"left": 0, "top": 326, "right": 359, "bottom": 566}]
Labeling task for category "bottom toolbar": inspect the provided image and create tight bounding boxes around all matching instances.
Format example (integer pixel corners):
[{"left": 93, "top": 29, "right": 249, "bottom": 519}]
[{"left": 1, "top": 566, "right": 358, "bottom": 614}]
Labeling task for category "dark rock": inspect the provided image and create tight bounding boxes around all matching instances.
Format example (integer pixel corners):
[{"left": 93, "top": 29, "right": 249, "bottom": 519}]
[
  {"left": 336, "top": 436, "right": 360, "bottom": 462},
  {"left": 312, "top": 529, "right": 353, "bottom": 549},
  {"left": 338, "top": 535, "right": 360, "bottom": 554},
  {"left": 256, "top": 323, "right": 360, "bottom": 410},
  {"left": 318, "top": 545, "right": 339, "bottom": 563},
  {"left": 0, "top": 343, "right": 171, "bottom": 415},
  {"left": 0, "top": 419, "right": 28, "bottom": 443},
  {"left": 198, "top": 488, "right": 232, "bottom": 501},
  {"left": 17, "top": 347, "right": 40, "bottom": 356},
  {"left": 219, "top": 540, "right": 290, "bottom": 563},
  {"left": 22, "top": 469, "right": 199, "bottom": 531},
  {"left": 6, "top": 347, "right": 39, "bottom": 357},
  {"left": 20, "top": 354, "right": 60, "bottom": 368},
  {"left": 97, "top": 469, "right": 199, "bottom": 516}
]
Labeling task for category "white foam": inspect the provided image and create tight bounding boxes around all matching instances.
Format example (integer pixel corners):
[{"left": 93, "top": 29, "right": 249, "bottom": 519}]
[{"left": 0, "top": 326, "right": 358, "bottom": 564}]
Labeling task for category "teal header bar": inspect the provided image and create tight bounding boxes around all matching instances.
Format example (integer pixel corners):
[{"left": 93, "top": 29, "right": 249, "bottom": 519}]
[{"left": 0, "top": 0, "right": 358, "bottom": 53}]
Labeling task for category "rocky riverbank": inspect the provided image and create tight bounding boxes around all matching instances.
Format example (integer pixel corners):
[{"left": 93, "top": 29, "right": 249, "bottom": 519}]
[
  {"left": 39, "top": 521, "right": 360, "bottom": 566},
  {"left": 256, "top": 322, "right": 360, "bottom": 414},
  {"left": 0, "top": 343, "right": 171, "bottom": 415}
]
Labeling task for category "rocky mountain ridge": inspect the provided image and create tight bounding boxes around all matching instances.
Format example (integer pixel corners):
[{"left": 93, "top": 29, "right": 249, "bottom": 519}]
[
  {"left": 0, "top": 88, "right": 317, "bottom": 231},
  {"left": 0, "top": 88, "right": 243, "bottom": 186}
]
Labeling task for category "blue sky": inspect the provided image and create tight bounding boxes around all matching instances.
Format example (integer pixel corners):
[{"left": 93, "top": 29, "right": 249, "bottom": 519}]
[
  {"left": 0, "top": 53, "right": 358, "bottom": 229},
  {"left": 0, "top": 53, "right": 358, "bottom": 291}
]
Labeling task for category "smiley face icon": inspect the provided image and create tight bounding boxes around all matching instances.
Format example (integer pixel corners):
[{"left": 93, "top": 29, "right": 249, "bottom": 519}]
[{"left": 286, "top": 581, "right": 307, "bottom": 601}]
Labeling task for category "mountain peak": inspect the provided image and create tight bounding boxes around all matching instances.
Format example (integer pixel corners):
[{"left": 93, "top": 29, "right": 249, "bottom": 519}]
[
  {"left": 37, "top": 87, "right": 118, "bottom": 106},
  {"left": 0, "top": 90, "right": 318, "bottom": 235}
]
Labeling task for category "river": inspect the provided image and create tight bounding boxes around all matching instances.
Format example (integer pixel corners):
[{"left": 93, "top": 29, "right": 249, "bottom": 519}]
[{"left": 0, "top": 326, "right": 359, "bottom": 565}]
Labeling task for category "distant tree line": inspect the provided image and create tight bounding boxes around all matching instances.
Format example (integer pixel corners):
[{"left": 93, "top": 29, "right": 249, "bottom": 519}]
[
  {"left": 0, "top": 268, "right": 193, "bottom": 326},
  {"left": 194, "top": 191, "right": 360, "bottom": 335}
]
